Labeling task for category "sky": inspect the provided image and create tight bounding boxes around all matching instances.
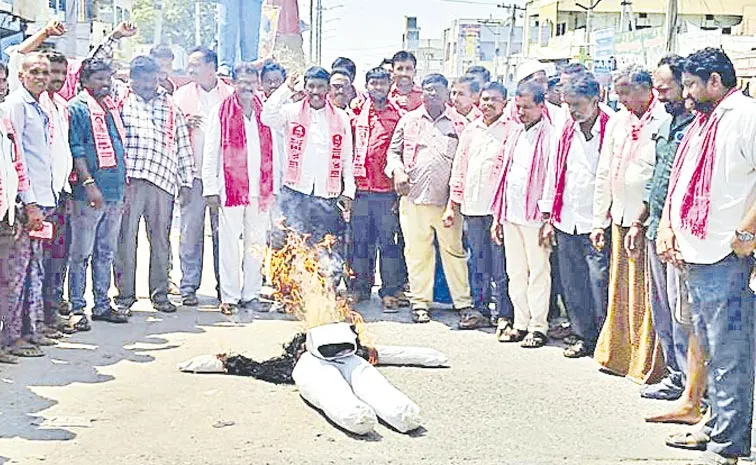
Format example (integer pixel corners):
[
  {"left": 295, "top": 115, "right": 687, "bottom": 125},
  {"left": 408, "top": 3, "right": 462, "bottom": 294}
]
[{"left": 297, "top": 0, "right": 521, "bottom": 82}]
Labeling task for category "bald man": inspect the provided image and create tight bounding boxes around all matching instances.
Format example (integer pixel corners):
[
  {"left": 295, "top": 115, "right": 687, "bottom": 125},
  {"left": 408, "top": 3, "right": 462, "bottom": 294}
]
[{"left": 1, "top": 53, "right": 60, "bottom": 357}]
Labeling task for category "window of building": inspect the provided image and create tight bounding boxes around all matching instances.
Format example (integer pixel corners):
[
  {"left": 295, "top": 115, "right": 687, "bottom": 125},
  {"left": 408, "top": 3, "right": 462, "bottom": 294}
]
[{"left": 556, "top": 23, "right": 567, "bottom": 36}]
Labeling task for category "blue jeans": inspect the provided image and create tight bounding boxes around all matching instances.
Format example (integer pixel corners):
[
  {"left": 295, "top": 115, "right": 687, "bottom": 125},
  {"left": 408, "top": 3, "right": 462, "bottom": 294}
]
[
  {"left": 647, "top": 241, "right": 688, "bottom": 388},
  {"left": 687, "top": 253, "right": 755, "bottom": 458},
  {"left": 464, "top": 215, "right": 512, "bottom": 319},
  {"left": 218, "top": 0, "right": 263, "bottom": 72},
  {"left": 179, "top": 179, "right": 219, "bottom": 297},
  {"left": 555, "top": 229, "right": 610, "bottom": 349},
  {"left": 350, "top": 192, "right": 404, "bottom": 298},
  {"left": 68, "top": 200, "right": 123, "bottom": 315}
]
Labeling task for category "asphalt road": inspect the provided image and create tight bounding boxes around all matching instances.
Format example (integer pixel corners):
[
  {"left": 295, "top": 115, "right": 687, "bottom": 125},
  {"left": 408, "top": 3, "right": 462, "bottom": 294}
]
[{"left": 0, "top": 226, "right": 740, "bottom": 465}]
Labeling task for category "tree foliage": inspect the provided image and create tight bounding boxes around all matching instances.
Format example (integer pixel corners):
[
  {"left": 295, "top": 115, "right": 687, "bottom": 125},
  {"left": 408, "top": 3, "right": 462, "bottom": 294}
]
[{"left": 131, "top": 0, "right": 217, "bottom": 49}]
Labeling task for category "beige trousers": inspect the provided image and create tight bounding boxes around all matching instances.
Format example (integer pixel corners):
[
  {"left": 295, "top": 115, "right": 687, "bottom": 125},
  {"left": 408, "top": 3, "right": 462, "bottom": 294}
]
[
  {"left": 399, "top": 198, "right": 472, "bottom": 310},
  {"left": 502, "top": 221, "right": 551, "bottom": 334}
]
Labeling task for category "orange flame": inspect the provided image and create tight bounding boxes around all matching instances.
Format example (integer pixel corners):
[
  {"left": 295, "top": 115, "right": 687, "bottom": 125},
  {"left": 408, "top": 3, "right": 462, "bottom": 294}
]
[{"left": 267, "top": 224, "right": 374, "bottom": 347}]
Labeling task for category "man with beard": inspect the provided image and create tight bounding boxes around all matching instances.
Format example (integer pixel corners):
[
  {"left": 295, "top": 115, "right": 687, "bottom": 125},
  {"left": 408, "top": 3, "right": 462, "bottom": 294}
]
[
  {"left": 591, "top": 64, "right": 669, "bottom": 382},
  {"left": 540, "top": 73, "right": 611, "bottom": 358},
  {"left": 444, "top": 81, "right": 513, "bottom": 331},
  {"left": 203, "top": 63, "right": 278, "bottom": 315},
  {"left": 658, "top": 47, "right": 756, "bottom": 464},
  {"left": 624, "top": 55, "right": 697, "bottom": 404},
  {"left": 36, "top": 50, "right": 73, "bottom": 337},
  {"left": 350, "top": 67, "right": 405, "bottom": 310},
  {"left": 490, "top": 81, "right": 556, "bottom": 348},
  {"left": 67, "top": 59, "right": 129, "bottom": 325},
  {"left": 386, "top": 73, "right": 472, "bottom": 324},
  {"left": 262, "top": 67, "right": 355, "bottom": 285},
  {"left": 173, "top": 47, "right": 234, "bottom": 307}
]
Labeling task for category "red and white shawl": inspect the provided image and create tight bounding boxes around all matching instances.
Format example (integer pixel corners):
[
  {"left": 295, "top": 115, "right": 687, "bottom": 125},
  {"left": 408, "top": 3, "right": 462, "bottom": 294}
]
[
  {"left": 667, "top": 89, "right": 740, "bottom": 239},
  {"left": 219, "top": 92, "right": 275, "bottom": 211},
  {"left": 284, "top": 99, "right": 348, "bottom": 197},
  {"left": 551, "top": 111, "right": 611, "bottom": 223},
  {"left": 491, "top": 119, "right": 552, "bottom": 224}
]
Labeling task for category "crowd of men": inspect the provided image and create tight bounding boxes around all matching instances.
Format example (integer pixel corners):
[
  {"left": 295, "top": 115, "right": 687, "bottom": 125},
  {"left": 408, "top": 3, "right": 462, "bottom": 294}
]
[{"left": 0, "top": 18, "right": 755, "bottom": 465}]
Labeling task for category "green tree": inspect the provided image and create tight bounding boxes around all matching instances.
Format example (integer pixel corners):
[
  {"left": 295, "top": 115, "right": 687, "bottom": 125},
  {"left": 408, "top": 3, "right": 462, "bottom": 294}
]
[{"left": 131, "top": 0, "right": 218, "bottom": 50}]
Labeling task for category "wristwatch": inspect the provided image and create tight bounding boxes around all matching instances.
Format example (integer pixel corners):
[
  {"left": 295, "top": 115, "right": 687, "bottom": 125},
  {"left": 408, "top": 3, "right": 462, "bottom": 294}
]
[{"left": 736, "top": 230, "right": 756, "bottom": 242}]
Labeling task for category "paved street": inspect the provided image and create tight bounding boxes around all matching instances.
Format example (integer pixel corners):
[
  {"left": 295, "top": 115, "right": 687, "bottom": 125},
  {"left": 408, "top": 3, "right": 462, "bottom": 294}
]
[{"left": 0, "top": 227, "right": 715, "bottom": 465}]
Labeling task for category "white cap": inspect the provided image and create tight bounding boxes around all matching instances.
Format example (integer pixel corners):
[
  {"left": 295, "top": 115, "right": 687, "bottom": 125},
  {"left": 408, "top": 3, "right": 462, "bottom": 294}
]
[{"left": 516, "top": 60, "right": 549, "bottom": 83}]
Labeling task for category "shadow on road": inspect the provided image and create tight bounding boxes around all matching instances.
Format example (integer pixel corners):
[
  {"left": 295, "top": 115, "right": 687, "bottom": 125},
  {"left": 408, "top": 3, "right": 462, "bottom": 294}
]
[{"left": 0, "top": 296, "right": 226, "bottom": 443}]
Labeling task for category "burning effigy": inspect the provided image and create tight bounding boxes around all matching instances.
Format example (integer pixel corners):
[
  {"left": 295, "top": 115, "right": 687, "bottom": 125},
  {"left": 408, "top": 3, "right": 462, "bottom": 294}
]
[{"left": 178, "top": 228, "right": 448, "bottom": 435}]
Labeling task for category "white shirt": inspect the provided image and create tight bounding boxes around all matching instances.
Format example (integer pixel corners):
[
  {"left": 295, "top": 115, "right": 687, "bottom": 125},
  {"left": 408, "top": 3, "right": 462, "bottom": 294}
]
[
  {"left": 202, "top": 104, "right": 281, "bottom": 204},
  {"left": 541, "top": 117, "right": 602, "bottom": 235},
  {"left": 261, "top": 85, "right": 356, "bottom": 199},
  {"left": 593, "top": 102, "right": 670, "bottom": 228},
  {"left": 504, "top": 119, "right": 556, "bottom": 228},
  {"left": 44, "top": 93, "right": 72, "bottom": 196},
  {"left": 173, "top": 82, "right": 231, "bottom": 179},
  {"left": 669, "top": 91, "right": 756, "bottom": 264},
  {"left": 0, "top": 115, "right": 19, "bottom": 225},
  {"left": 456, "top": 116, "right": 509, "bottom": 216}
]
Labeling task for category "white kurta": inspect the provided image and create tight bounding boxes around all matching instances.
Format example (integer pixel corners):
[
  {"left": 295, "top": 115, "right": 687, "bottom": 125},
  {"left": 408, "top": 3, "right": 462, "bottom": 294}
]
[
  {"left": 592, "top": 103, "right": 670, "bottom": 228},
  {"left": 669, "top": 92, "right": 756, "bottom": 265},
  {"left": 203, "top": 106, "right": 277, "bottom": 304},
  {"left": 541, "top": 117, "right": 602, "bottom": 235},
  {"left": 261, "top": 85, "right": 356, "bottom": 199}
]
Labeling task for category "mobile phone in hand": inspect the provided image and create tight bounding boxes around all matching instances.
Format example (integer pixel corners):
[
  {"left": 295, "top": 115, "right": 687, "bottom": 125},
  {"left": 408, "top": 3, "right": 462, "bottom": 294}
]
[{"left": 28, "top": 221, "right": 54, "bottom": 240}]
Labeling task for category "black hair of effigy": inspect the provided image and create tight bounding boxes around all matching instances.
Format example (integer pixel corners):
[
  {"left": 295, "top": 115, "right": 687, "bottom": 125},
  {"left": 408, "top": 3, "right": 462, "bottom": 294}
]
[{"left": 221, "top": 326, "right": 371, "bottom": 385}]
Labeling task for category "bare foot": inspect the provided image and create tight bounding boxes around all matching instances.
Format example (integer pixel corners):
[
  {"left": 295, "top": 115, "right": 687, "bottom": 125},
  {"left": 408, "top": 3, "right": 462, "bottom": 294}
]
[{"left": 645, "top": 404, "right": 703, "bottom": 424}]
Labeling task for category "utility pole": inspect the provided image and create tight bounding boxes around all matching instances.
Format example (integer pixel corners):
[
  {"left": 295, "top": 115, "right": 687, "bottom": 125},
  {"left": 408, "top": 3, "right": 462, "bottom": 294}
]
[
  {"left": 309, "top": 0, "right": 314, "bottom": 63},
  {"left": 664, "top": 0, "right": 678, "bottom": 53},
  {"left": 195, "top": 0, "right": 201, "bottom": 46},
  {"left": 497, "top": 3, "right": 524, "bottom": 85},
  {"left": 620, "top": 0, "right": 635, "bottom": 33},
  {"left": 576, "top": 0, "right": 604, "bottom": 60},
  {"left": 316, "top": 0, "right": 323, "bottom": 65},
  {"left": 154, "top": 1, "right": 164, "bottom": 45}
]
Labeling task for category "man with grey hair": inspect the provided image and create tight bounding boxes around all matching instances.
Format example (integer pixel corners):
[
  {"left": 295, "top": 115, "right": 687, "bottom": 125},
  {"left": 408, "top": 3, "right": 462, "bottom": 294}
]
[
  {"left": 540, "top": 72, "right": 612, "bottom": 358},
  {"left": 590, "top": 64, "right": 671, "bottom": 382}
]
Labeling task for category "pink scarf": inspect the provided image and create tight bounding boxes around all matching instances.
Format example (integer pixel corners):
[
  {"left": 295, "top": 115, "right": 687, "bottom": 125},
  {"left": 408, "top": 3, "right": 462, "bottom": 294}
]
[
  {"left": 491, "top": 120, "right": 551, "bottom": 223},
  {"left": 40, "top": 92, "right": 69, "bottom": 148},
  {"left": 353, "top": 98, "right": 376, "bottom": 178},
  {"left": 284, "top": 99, "right": 347, "bottom": 197},
  {"left": 85, "top": 91, "right": 127, "bottom": 170},
  {"left": 176, "top": 81, "right": 233, "bottom": 144},
  {"left": 1, "top": 118, "right": 29, "bottom": 194},
  {"left": 613, "top": 96, "right": 658, "bottom": 184},
  {"left": 551, "top": 111, "right": 611, "bottom": 223},
  {"left": 403, "top": 107, "right": 467, "bottom": 171},
  {"left": 220, "top": 92, "right": 274, "bottom": 211},
  {"left": 449, "top": 116, "right": 515, "bottom": 205},
  {"left": 667, "top": 89, "right": 739, "bottom": 239}
]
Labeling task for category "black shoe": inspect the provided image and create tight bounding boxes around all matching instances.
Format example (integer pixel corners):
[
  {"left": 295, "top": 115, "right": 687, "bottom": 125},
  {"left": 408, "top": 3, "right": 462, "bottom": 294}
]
[
  {"left": 154, "top": 301, "right": 178, "bottom": 313},
  {"left": 92, "top": 308, "right": 129, "bottom": 324},
  {"left": 182, "top": 294, "right": 199, "bottom": 307}
]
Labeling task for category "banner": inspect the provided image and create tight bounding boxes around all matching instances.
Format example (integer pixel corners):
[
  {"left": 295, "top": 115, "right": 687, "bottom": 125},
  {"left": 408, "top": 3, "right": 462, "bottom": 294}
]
[
  {"left": 591, "top": 28, "right": 615, "bottom": 86},
  {"left": 613, "top": 27, "right": 665, "bottom": 69},
  {"left": 259, "top": 4, "right": 281, "bottom": 58},
  {"left": 459, "top": 24, "right": 481, "bottom": 59}
]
